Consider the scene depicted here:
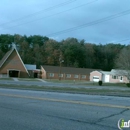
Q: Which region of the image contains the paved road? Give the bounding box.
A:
[0,88,130,130]
[0,80,129,90]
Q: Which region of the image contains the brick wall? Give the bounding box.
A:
[0,50,29,78]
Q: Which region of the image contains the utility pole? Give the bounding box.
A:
[59,55,64,80]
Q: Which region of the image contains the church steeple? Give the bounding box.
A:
[11,42,17,49]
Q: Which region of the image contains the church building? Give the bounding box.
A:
[0,47,34,78]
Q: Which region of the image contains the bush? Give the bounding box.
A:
[98,80,102,86]
[126,83,130,87]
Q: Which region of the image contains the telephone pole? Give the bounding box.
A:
[59,55,64,80]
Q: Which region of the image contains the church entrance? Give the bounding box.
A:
[8,70,20,77]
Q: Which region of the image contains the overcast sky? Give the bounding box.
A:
[0,0,130,44]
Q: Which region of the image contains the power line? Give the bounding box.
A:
[116,38,130,43]
[45,9,130,36]
[0,0,76,26]
[2,0,129,39]
[0,0,98,31]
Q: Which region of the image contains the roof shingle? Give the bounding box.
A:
[42,65,100,75]
[0,49,13,68]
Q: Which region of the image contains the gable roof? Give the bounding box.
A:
[99,69,129,76]
[90,70,102,74]
[111,69,129,76]
[0,49,13,68]
[0,48,29,76]
[41,65,100,75]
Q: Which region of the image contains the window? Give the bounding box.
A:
[59,74,63,77]
[66,74,71,78]
[81,75,86,79]
[74,75,79,78]
[112,75,118,79]
[49,73,54,77]
[120,76,123,80]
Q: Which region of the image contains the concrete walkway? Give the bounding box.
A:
[13,78,19,81]
[37,79,47,83]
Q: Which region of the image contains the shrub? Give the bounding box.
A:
[98,80,102,86]
[126,83,130,87]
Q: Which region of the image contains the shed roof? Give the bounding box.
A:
[25,64,36,70]
[100,71,113,75]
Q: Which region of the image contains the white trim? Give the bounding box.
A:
[0,49,14,68]
[7,69,21,71]
[15,48,30,76]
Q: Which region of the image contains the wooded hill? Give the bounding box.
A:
[0,34,127,71]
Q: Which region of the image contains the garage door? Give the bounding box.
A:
[93,76,99,82]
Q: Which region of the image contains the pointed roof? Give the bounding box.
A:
[0,49,13,68]
[0,47,29,76]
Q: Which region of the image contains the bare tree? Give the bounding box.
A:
[115,46,130,82]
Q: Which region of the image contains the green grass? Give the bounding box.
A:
[0,78,13,80]
[18,78,40,81]
[0,84,129,97]
[44,79,127,87]
[44,79,80,83]
[0,78,39,81]
[0,78,127,87]
[84,82,127,87]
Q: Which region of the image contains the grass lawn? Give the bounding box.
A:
[44,79,127,87]
[0,78,13,80]
[0,78,127,87]
[44,79,79,83]
[0,84,129,97]
[18,78,40,81]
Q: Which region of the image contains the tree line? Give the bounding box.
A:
[0,34,128,71]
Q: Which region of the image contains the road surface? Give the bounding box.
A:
[0,88,130,130]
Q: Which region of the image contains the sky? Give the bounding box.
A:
[0,0,130,44]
